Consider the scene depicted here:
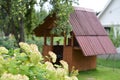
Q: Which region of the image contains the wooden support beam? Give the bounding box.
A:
[71,32,74,47]
[44,35,47,45]
[64,33,67,47]
[50,35,53,46]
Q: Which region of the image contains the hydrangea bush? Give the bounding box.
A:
[0,42,78,80]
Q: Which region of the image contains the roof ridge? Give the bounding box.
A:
[73,6,94,12]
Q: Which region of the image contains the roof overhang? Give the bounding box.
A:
[33,13,57,37]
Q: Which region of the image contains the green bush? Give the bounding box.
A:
[0,36,44,52]
[0,37,16,49]
[0,42,78,80]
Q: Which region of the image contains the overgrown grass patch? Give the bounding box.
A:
[97,58,120,69]
[78,65,120,80]
[78,58,120,80]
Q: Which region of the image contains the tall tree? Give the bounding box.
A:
[0,0,37,45]
[0,0,78,45]
[0,0,12,36]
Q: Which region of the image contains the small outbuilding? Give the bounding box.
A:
[34,7,116,71]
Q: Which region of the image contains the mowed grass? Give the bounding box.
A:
[78,66,120,80]
[77,59,120,80]
[97,58,120,69]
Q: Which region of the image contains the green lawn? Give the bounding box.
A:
[97,58,120,69]
[78,66,120,80]
[77,59,120,80]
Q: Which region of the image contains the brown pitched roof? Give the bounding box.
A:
[70,7,116,56]
[33,13,57,36]
[76,36,116,56]
[34,7,116,56]
[70,7,107,36]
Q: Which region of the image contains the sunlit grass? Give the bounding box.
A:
[78,59,120,80]
[78,65,120,80]
[97,58,120,69]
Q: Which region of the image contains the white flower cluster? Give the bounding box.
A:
[0,42,79,80]
[48,51,57,63]
[45,52,78,80]
[19,42,43,64]
[0,73,29,80]
[0,47,8,54]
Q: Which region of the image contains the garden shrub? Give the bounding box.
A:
[0,42,78,80]
[25,37,44,52]
[0,36,44,51]
[0,37,15,49]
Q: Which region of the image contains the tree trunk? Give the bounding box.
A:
[11,18,19,46]
[19,18,25,42]
[4,23,11,37]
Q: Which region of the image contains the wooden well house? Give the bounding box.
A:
[34,7,116,71]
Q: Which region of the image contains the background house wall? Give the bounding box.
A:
[98,0,120,37]
[98,0,120,57]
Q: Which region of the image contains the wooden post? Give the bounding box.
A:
[50,35,53,46]
[44,35,47,45]
[71,32,74,47]
[64,33,67,47]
